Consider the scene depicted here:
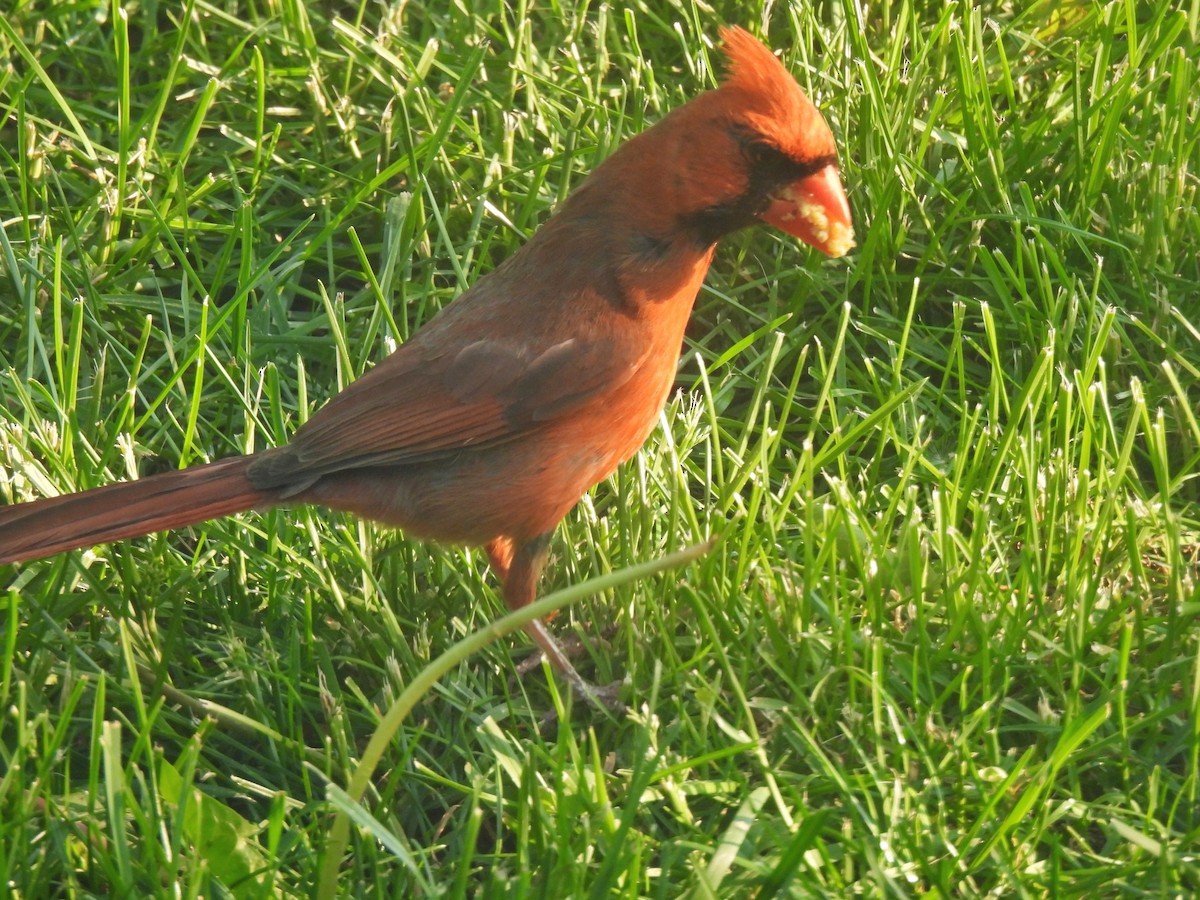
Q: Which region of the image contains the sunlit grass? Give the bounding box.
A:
[1,0,1197,895]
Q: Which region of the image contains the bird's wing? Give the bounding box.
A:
[248,328,649,489]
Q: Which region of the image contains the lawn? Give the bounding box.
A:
[2,0,1198,895]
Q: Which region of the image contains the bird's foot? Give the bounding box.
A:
[516,621,626,715]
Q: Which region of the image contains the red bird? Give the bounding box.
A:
[0,28,852,704]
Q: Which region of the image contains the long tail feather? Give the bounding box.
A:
[0,456,271,564]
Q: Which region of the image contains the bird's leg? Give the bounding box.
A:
[486,535,624,713]
[485,537,515,581]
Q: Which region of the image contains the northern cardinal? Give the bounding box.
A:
[0,27,852,705]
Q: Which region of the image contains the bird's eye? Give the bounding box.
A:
[744,141,799,179]
[744,141,772,160]
[743,141,802,185]
[746,141,783,165]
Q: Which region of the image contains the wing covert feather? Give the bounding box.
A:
[248,328,648,489]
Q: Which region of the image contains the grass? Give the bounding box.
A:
[1,0,1198,895]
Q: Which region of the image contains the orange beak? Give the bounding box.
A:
[760,164,855,257]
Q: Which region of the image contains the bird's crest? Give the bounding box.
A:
[720,26,799,99]
[718,26,834,162]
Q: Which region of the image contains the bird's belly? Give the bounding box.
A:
[301,360,676,545]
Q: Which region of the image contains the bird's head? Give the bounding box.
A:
[590,26,855,259]
[712,26,854,257]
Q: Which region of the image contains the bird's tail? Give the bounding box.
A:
[0,455,271,564]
